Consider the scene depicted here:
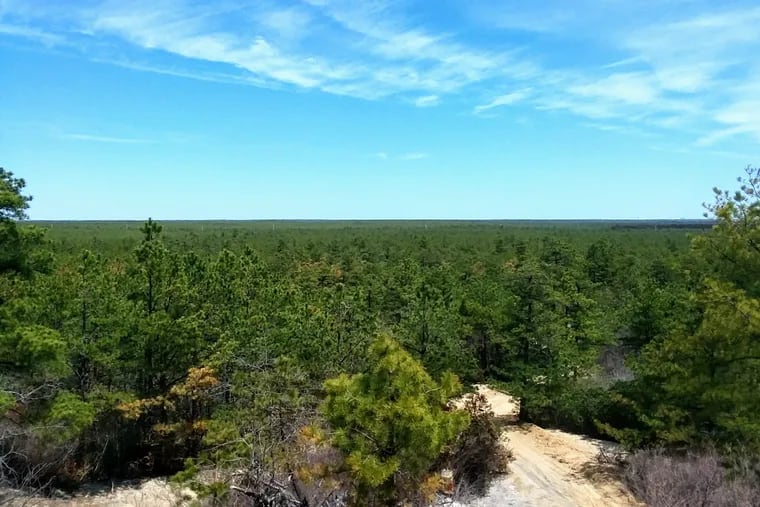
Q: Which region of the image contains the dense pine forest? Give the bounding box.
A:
[2,167,759,506]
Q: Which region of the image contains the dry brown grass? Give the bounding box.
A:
[624,449,760,507]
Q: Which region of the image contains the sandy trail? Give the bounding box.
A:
[504,424,638,507]
[457,385,640,507]
[453,384,520,422]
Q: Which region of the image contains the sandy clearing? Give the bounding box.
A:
[504,424,639,507]
[452,385,640,507]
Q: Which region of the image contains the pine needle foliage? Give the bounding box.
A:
[321,334,469,502]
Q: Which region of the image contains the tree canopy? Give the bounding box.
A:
[2,164,757,504]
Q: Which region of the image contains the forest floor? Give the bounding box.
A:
[452,385,640,507]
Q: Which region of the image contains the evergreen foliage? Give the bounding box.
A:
[603,167,760,451]
[321,334,468,502]
[4,163,757,503]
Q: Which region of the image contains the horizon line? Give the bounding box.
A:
[27,218,715,223]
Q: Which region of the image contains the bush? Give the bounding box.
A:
[624,448,760,507]
[447,392,512,496]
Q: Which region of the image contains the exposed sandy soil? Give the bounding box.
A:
[454,385,641,507]
[504,424,639,507]
[470,384,521,421]
[2,479,194,507]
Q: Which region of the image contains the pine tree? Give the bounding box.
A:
[604,167,760,450]
[321,334,469,503]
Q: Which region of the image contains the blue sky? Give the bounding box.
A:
[1,0,758,219]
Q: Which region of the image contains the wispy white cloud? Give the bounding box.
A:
[258,6,312,41]
[602,56,646,70]
[303,0,516,87]
[581,122,626,133]
[91,56,277,87]
[695,127,750,147]
[373,151,428,161]
[414,95,439,107]
[568,73,657,105]
[474,89,530,114]
[619,10,760,98]
[705,100,760,144]
[68,0,527,101]
[397,152,428,160]
[614,6,760,140]
[460,2,760,145]
[62,133,156,144]
[3,0,760,149]
[0,22,63,44]
[88,5,359,90]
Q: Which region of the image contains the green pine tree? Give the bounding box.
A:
[321,334,469,504]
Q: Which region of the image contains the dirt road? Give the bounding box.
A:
[504,424,638,507]
[462,386,640,507]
